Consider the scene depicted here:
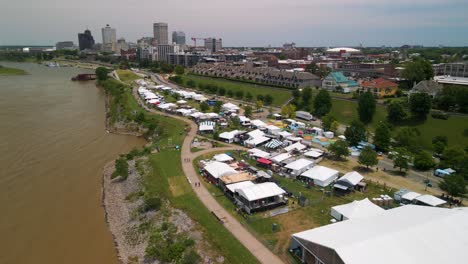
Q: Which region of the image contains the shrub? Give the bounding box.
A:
[142,196,162,212]
[430,110,449,120]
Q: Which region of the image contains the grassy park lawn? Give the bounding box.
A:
[116,69,140,85]
[329,98,468,149]
[0,65,27,75]
[180,75,292,107]
[194,152,394,262]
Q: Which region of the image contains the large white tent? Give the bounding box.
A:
[331,198,384,221]
[291,205,468,264]
[236,182,286,202]
[204,161,237,179]
[300,165,339,187]
[285,158,315,177]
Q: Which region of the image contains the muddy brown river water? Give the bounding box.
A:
[0,62,145,264]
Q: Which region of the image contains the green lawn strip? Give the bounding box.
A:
[329,98,468,149]
[116,69,141,85]
[146,148,258,263]
[180,75,292,107]
[0,65,28,75]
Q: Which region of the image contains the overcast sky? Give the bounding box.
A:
[1,0,467,47]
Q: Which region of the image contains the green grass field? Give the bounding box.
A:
[0,65,27,75]
[116,69,140,85]
[329,98,468,149]
[180,75,292,107]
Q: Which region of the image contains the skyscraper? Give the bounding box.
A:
[101,24,117,52]
[172,31,186,45]
[153,23,168,45]
[77,29,95,51]
[204,38,222,53]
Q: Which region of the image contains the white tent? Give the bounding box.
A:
[204,161,237,179]
[222,102,240,112]
[251,119,267,128]
[284,142,307,152]
[245,129,270,147]
[176,100,187,104]
[199,121,215,132]
[291,205,468,264]
[300,165,339,187]
[304,149,324,159]
[226,181,255,193]
[271,153,292,164]
[414,195,447,207]
[247,148,271,159]
[285,159,315,177]
[331,198,384,221]
[401,191,421,202]
[213,153,234,163]
[236,182,286,202]
[278,131,293,138]
[337,171,364,186]
[219,130,241,143]
[265,125,281,135]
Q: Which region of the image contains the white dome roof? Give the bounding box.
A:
[326,47,361,53]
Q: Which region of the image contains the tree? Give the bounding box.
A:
[393,127,422,153]
[344,120,367,146]
[387,101,407,124]
[174,65,185,75]
[96,67,109,81]
[432,135,448,155]
[401,59,434,85]
[199,101,209,112]
[373,122,391,152]
[235,90,244,100]
[313,89,332,117]
[358,92,376,124]
[255,100,264,111]
[322,115,336,131]
[264,94,273,105]
[439,174,467,197]
[413,151,435,171]
[186,79,196,88]
[217,87,226,96]
[391,148,411,172]
[409,93,432,120]
[358,146,379,169]
[440,146,467,171]
[213,101,222,113]
[244,105,253,117]
[301,87,313,109]
[330,121,339,133]
[226,90,234,97]
[256,94,264,102]
[245,92,253,102]
[281,104,296,118]
[328,140,350,160]
[111,157,129,180]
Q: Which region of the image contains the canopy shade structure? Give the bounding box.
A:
[247,148,270,159]
[256,158,272,166]
[271,153,292,163]
[284,142,307,152]
[236,182,286,202]
[213,153,234,162]
[414,195,447,207]
[264,139,283,149]
[225,181,255,193]
[204,161,237,179]
[300,165,339,187]
[331,198,384,221]
[337,171,364,186]
[199,121,216,131]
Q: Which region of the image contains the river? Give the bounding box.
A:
[0,62,145,264]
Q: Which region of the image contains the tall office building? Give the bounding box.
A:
[77,29,95,51]
[172,31,186,45]
[101,24,117,52]
[204,38,222,53]
[153,22,168,45]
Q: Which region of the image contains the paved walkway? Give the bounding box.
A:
[130,84,284,264]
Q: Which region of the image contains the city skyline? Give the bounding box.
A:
[1,0,468,47]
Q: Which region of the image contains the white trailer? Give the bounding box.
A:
[295,111,314,121]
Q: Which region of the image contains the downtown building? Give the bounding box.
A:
[204,38,222,53]
[101,24,117,52]
[77,29,95,51]
[172,31,186,45]
[153,22,168,45]
[55,41,75,50]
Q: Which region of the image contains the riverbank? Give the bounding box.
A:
[0,64,28,75]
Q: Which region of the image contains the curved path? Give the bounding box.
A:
[131,85,284,264]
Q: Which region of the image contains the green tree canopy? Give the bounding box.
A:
[387,101,407,124]
[391,148,412,172]
[313,89,332,117]
[409,93,432,120]
[393,127,422,153]
[401,59,434,85]
[212,101,223,113]
[174,65,185,75]
[358,146,379,169]
[373,122,392,152]
[358,92,376,124]
[95,67,109,81]
[439,174,467,197]
[322,114,336,131]
[244,105,253,117]
[328,140,350,160]
[344,120,367,146]
[199,101,209,112]
[264,94,273,105]
[414,151,436,171]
